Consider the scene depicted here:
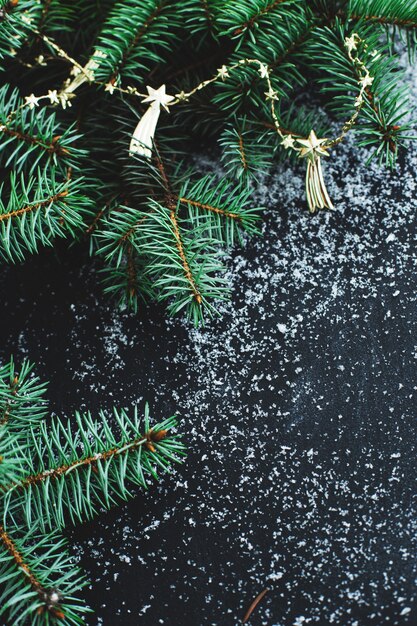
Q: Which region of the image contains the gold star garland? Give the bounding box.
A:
[11,17,372,213]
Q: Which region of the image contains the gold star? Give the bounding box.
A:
[297,130,329,162]
[264,87,279,101]
[217,65,230,81]
[105,82,116,94]
[344,35,358,53]
[141,85,174,111]
[281,134,295,150]
[258,63,269,79]
[24,94,40,110]
[359,74,374,88]
[175,91,189,102]
[47,89,59,105]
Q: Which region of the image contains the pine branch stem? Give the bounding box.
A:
[154,154,203,304]
[233,0,287,35]
[0,190,68,224]
[10,429,166,490]
[0,376,19,426]
[237,132,248,171]
[37,0,53,33]
[169,208,203,304]
[0,525,47,599]
[126,244,137,298]
[349,13,417,29]
[109,3,164,83]
[178,196,241,220]
[0,125,69,157]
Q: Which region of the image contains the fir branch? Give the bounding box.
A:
[0,358,48,430]
[5,405,185,531]
[179,195,242,219]
[219,117,275,180]
[100,246,155,312]
[0,525,51,603]
[0,0,42,65]
[170,205,203,304]
[0,188,68,222]
[0,86,86,175]
[222,0,291,36]
[0,357,186,624]
[348,0,417,29]
[178,175,261,245]
[304,20,414,165]
[0,427,23,486]
[0,525,89,625]
[0,172,95,262]
[93,0,182,84]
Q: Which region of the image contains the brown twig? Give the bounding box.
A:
[0,525,65,619]
[11,429,167,490]
[169,208,202,304]
[109,4,163,83]
[126,243,137,299]
[237,132,248,171]
[242,588,269,624]
[179,196,241,220]
[154,154,203,305]
[349,13,417,29]
[234,0,287,35]
[0,375,19,426]
[0,190,68,223]
[0,126,69,158]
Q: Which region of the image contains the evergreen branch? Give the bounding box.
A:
[179,196,241,218]
[5,405,185,531]
[219,0,293,37]
[219,117,275,180]
[35,0,80,35]
[0,188,68,222]
[213,8,311,116]
[198,0,218,31]
[0,525,89,625]
[100,244,156,313]
[108,2,164,83]
[0,358,48,430]
[178,175,261,245]
[115,198,228,323]
[0,172,95,262]
[38,0,53,32]
[169,205,203,305]
[304,20,414,165]
[0,427,23,485]
[0,0,42,65]
[0,357,186,624]
[93,0,182,84]
[348,0,417,29]
[0,86,86,175]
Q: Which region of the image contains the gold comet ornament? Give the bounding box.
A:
[129,85,175,159]
[297,130,334,213]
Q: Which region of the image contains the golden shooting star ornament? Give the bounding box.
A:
[129,85,175,159]
[297,130,334,213]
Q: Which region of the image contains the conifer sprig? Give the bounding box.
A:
[0,357,186,625]
[0,172,95,262]
[0,86,85,175]
[0,357,48,430]
[0,525,90,626]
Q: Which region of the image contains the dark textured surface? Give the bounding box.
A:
[1,67,417,625]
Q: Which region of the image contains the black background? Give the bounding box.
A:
[0,143,416,626]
